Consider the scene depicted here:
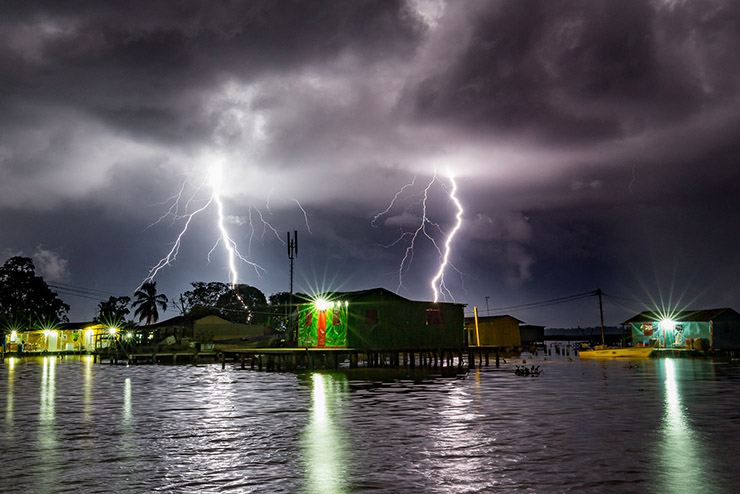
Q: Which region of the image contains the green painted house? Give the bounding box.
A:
[297,288,465,350]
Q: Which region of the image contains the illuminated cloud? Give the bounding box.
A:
[0,0,738,325]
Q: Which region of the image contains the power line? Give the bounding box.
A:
[48,283,130,305]
[480,290,598,313]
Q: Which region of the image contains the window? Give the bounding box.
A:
[333,309,341,326]
[365,309,378,326]
[426,308,443,326]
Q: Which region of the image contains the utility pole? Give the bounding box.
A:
[485,296,490,316]
[287,230,298,344]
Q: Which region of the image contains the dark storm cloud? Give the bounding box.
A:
[404,0,740,146]
[0,0,423,143]
[1,0,739,326]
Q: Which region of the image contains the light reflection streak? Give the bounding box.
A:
[120,376,138,466]
[39,357,56,430]
[82,355,93,422]
[38,357,59,487]
[123,377,132,425]
[657,359,707,492]
[4,357,15,438]
[302,373,349,494]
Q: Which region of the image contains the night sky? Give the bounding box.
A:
[1,0,739,327]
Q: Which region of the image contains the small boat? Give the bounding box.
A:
[579,345,654,359]
[578,291,654,359]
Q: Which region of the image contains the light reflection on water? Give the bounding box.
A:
[302,373,349,494]
[0,355,738,493]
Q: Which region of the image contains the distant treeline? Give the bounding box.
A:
[544,326,628,343]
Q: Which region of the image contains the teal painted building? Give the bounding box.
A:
[622,308,740,350]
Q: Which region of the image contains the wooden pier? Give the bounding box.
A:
[93,347,504,371]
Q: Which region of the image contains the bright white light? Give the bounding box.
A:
[314,298,331,311]
[10,331,17,341]
[43,329,51,337]
[108,327,117,335]
[126,332,133,339]
[660,319,676,332]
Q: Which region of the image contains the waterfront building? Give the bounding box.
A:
[3,322,113,353]
[464,315,523,347]
[297,288,465,350]
[622,308,740,350]
[144,314,274,346]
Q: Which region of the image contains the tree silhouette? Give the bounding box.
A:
[181,281,267,323]
[132,282,168,325]
[94,296,131,324]
[0,256,70,330]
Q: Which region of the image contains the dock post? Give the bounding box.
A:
[240,354,245,370]
[495,347,500,367]
[221,353,225,370]
[173,353,177,365]
[485,350,489,367]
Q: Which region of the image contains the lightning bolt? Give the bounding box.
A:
[430,172,463,303]
[371,175,417,227]
[293,198,313,235]
[142,164,266,294]
[374,169,464,302]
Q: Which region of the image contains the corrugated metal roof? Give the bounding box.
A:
[310,287,466,306]
[142,315,193,328]
[621,307,740,325]
[464,314,525,324]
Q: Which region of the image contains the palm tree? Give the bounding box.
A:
[132,282,168,325]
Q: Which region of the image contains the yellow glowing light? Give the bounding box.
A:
[314,298,331,311]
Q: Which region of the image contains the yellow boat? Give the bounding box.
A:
[579,346,654,359]
[577,290,654,359]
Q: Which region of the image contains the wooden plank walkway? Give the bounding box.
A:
[91,346,505,371]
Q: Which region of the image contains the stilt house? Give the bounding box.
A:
[296,288,465,350]
[622,308,740,350]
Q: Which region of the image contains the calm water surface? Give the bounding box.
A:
[1,350,739,493]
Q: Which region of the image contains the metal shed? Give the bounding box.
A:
[296,288,465,350]
[464,315,523,347]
